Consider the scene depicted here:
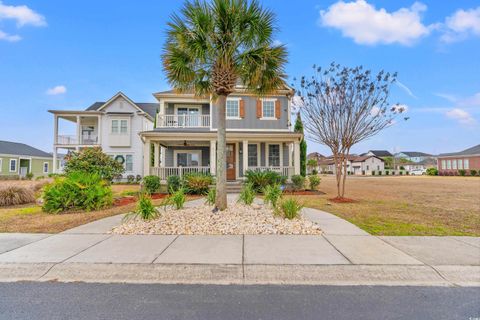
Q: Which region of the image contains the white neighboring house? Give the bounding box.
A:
[320,155,385,175]
[49,92,156,178]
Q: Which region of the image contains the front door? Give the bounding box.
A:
[226,143,236,180]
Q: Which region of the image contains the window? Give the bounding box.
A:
[248,144,258,167]
[441,160,446,169]
[464,159,469,169]
[175,151,201,167]
[111,120,119,133]
[9,159,17,172]
[120,120,128,134]
[262,100,275,118]
[458,159,463,170]
[268,144,280,167]
[177,106,200,126]
[125,155,133,172]
[111,119,128,134]
[446,160,451,169]
[366,165,369,170]
[43,162,49,174]
[452,159,457,169]
[226,100,239,118]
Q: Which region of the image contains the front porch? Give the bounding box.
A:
[142,131,302,182]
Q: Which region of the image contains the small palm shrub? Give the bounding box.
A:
[426,168,438,176]
[162,188,186,210]
[470,169,478,176]
[458,169,466,176]
[280,198,303,220]
[308,175,321,190]
[42,172,113,213]
[25,172,34,180]
[0,186,36,206]
[143,175,161,194]
[184,173,213,195]
[238,183,255,205]
[127,175,135,183]
[263,184,282,208]
[125,193,159,221]
[244,170,286,193]
[136,175,142,183]
[291,175,305,191]
[167,175,182,193]
[205,188,216,206]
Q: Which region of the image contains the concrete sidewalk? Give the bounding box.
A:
[0,196,478,286]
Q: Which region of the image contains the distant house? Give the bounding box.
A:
[395,151,433,163]
[364,150,393,158]
[319,155,384,175]
[396,158,437,171]
[307,152,325,161]
[437,144,480,175]
[0,140,53,178]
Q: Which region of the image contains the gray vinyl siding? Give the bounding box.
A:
[165,146,210,167]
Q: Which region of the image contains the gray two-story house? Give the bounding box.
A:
[50,85,303,181]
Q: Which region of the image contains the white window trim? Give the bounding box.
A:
[173,150,202,167]
[43,162,49,174]
[226,98,241,120]
[9,159,17,172]
[261,98,278,120]
[266,143,283,167]
[110,118,130,135]
[464,158,470,170]
[247,143,261,167]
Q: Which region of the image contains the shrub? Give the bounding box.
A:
[143,175,161,194]
[406,171,410,175]
[291,175,305,191]
[263,184,282,208]
[362,170,365,175]
[378,171,382,176]
[470,169,478,176]
[280,198,303,220]
[238,183,255,205]
[205,188,216,206]
[385,170,390,176]
[63,147,124,181]
[136,175,142,183]
[183,173,213,195]
[127,175,135,183]
[162,188,186,210]
[426,168,438,176]
[25,172,34,180]
[42,172,113,213]
[167,175,182,193]
[312,169,318,175]
[399,171,403,175]
[244,170,286,193]
[35,175,45,181]
[371,171,376,176]
[125,193,158,221]
[308,175,321,190]
[0,186,36,206]
[459,169,466,176]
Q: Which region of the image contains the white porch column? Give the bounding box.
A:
[143,138,150,176]
[53,115,58,145]
[154,142,160,167]
[97,115,102,145]
[210,140,216,175]
[242,140,248,176]
[53,147,57,173]
[160,147,166,167]
[76,115,81,145]
[294,141,301,175]
[289,142,293,167]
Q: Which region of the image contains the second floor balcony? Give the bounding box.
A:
[156,114,210,128]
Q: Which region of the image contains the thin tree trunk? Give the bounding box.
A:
[333,152,341,198]
[341,153,348,198]
[215,94,228,210]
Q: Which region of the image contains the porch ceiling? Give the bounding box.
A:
[142,130,303,143]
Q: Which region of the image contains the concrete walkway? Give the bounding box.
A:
[0,196,478,286]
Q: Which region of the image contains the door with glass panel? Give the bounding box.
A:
[177,107,200,127]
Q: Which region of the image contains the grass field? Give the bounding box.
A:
[286,175,480,236]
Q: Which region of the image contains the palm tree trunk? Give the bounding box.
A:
[215,94,228,210]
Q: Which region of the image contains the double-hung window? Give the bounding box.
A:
[248,144,258,167]
[458,159,463,170]
[120,120,128,134]
[441,160,446,169]
[176,151,201,167]
[464,159,469,169]
[43,162,49,174]
[125,155,133,172]
[452,159,457,170]
[111,120,119,134]
[262,100,275,118]
[446,160,451,169]
[226,100,240,119]
[112,119,128,134]
[9,159,17,172]
[268,144,280,167]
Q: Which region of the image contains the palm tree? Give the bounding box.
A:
[162,0,287,210]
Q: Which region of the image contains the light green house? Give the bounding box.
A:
[0,140,54,178]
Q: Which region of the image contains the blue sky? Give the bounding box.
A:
[0,0,479,156]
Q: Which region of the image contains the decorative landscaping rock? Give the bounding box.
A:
[111,203,322,235]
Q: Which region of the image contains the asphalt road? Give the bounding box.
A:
[0,283,478,320]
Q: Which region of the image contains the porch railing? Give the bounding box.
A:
[156,114,210,128]
[248,166,295,178]
[56,135,78,145]
[150,166,211,180]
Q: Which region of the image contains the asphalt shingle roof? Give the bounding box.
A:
[399,151,432,157]
[86,102,158,118]
[0,140,52,158]
[439,144,480,157]
[367,150,392,157]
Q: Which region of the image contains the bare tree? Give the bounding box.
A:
[295,63,407,199]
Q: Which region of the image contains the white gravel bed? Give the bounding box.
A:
[111,203,322,235]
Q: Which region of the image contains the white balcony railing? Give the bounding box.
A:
[56,135,78,145]
[156,114,210,128]
[150,166,211,180]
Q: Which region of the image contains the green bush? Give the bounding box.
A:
[125,193,158,221]
[25,172,34,180]
[263,184,282,208]
[470,169,478,176]
[162,188,186,210]
[458,169,466,176]
[42,171,113,213]
[371,171,376,176]
[63,147,124,182]
[127,175,135,183]
[244,170,286,193]
[143,175,161,194]
[167,175,182,193]
[238,183,255,205]
[183,173,213,195]
[308,175,321,190]
[136,175,142,183]
[378,171,382,176]
[385,170,390,176]
[0,186,36,206]
[291,175,305,191]
[205,188,216,206]
[280,198,303,220]
[426,168,438,176]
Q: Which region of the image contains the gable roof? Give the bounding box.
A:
[85,93,158,119]
[0,140,52,158]
[438,144,480,157]
[367,150,392,157]
[398,151,432,157]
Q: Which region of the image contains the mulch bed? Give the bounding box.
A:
[282,190,326,196]
[113,193,168,207]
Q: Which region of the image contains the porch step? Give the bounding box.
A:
[226,181,243,193]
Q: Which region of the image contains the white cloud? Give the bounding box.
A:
[441,6,480,43]
[0,29,20,42]
[446,108,476,126]
[0,1,46,27]
[435,92,480,108]
[318,0,432,45]
[46,85,67,95]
